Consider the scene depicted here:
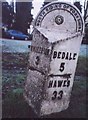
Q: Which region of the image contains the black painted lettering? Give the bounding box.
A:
[73,53,77,60]
[69,53,72,60]
[57,52,61,59]
[39,14,43,17]
[53,51,57,59]
[58,80,63,87]
[52,91,57,100]
[74,12,77,16]
[36,23,39,26]
[48,80,53,88]
[67,80,70,87]
[78,26,81,29]
[53,80,57,87]
[62,52,65,59]
[58,3,62,8]
[35,56,40,65]
[54,4,58,8]
[37,20,41,23]
[49,5,53,10]
[63,4,69,9]
[63,80,67,87]
[63,4,67,8]
[78,19,82,29]
[70,7,73,12]
[38,17,42,20]
[72,9,75,14]
[59,62,65,72]
[46,7,49,12]
[58,90,63,100]
[52,51,78,60]
[42,11,45,15]
[65,52,69,60]
[63,80,70,87]
[52,90,63,100]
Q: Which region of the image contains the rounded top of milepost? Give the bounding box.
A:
[34,1,84,34]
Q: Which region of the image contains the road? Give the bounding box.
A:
[0,38,87,57]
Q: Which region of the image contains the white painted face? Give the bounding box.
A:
[41,10,76,34]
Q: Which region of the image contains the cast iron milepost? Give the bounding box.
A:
[24,1,84,116]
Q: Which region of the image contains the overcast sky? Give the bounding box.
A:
[7,0,85,18]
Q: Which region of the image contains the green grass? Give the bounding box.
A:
[2,53,87,118]
[76,56,88,77]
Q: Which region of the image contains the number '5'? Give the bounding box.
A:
[35,56,40,65]
[59,62,65,72]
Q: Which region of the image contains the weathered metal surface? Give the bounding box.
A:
[24,69,45,115]
[24,1,84,117]
[28,28,52,74]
